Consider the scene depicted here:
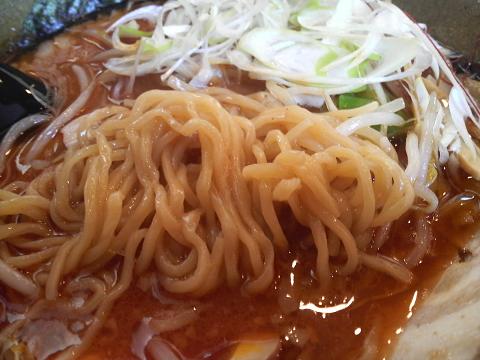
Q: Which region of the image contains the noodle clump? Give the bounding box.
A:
[0,89,414,356]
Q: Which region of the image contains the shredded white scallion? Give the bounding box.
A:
[5,0,475,216]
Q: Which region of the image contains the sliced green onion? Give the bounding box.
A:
[290,0,330,28]
[371,121,413,137]
[141,39,173,54]
[119,25,153,38]
[338,93,412,135]
[356,87,378,100]
[315,51,339,76]
[346,61,369,93]
[386,125,404,137]
[368,52,382,61]
[288,13,301,28]
[339,40,381,61]
[304,0,329,10]
[426,161,438,186]
[348,61,369,78]
[338,94,373,109]
[208,37,228,46]
[339,40,356,53]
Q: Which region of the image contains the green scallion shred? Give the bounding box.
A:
[368,52,382,61]
[141,39,173,54]
[339,39,358,53]
[290,0,330,28]
[338,94,373,109]
[339,40,381,61]
[305,0,329,10]
[119,25,153,38]
[208,37,228,46]
[348,60,369,78]
[315,51,339,76]
[288,13,301,27]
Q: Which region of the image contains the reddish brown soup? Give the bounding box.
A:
[1,17,479,360]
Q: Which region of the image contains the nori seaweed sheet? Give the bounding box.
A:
[0,0,128,60]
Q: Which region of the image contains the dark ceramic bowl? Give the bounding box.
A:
[0,0,479,61]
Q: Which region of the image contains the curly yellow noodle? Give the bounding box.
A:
[0,89,416,359]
